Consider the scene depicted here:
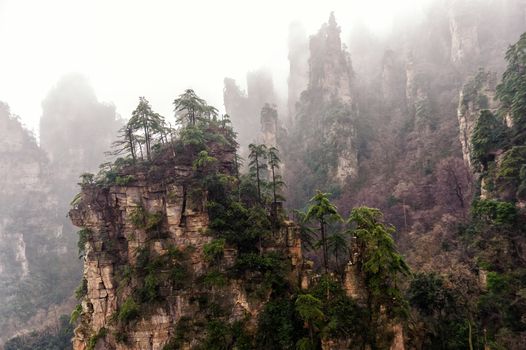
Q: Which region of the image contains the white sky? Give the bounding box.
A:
[0,0,430,135]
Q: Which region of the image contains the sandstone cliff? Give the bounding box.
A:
[69,135,304,350]
[223,69,277,152]
[284,13,358,208]
[0,102,78,346]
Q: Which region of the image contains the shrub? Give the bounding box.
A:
[115,175,134,186]
[162,317,192,350]
[87,327,107,350]
[75,278,88,299]
[170,264,189,290]
[129,206,163,231]
[70,304,82,324]
[114,329,128,344]
[138,273,161,302]
[118,298,139,324]
[472,199,517,225]
[203,239,225,263]
[77,228,92,257]
[232,253,283,276]
[130,206,147,228]
[203,270,227,288]
[471,110,507,166]
[256,298,304,349]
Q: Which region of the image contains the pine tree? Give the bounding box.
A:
[129,97,165,161]
[346,207,410,316]
[173,89,207,126]
[107,124,137,162]
[267,146,285,207]
[248,143,268,203]
[304,191,343,274]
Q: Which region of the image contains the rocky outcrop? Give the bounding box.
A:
[1,75,125,347]
[283,13,358,207]
[259,103,278,147]
[40,73,122,206]
[308,12,353,105]
[69,142,303,350]
[0,102,79,347]
[457,69,498,170]
[306,12,357,184]
[287,21,309,125]
[224,69,277,151]
[449,0,480,67]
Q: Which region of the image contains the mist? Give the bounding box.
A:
[2,0,526,349]
[0,0,432,135]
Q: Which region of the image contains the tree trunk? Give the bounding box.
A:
[272,165,277,207]
[321,221,328,274]
[468,319,473,350]
[142,115,150,160]
[255,154,261,202]
[127,128,136,161]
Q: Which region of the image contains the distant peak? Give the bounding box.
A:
[328,11,337,27]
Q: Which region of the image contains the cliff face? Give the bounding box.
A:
[0,102,44,281]
[0,75,124,347]
[223,69,277,152]
[0,102,78,346]
[69,141,303,350]
[40,73,122,207]
[287,21,309,125]
[449,0,480,68]
[457,69,499,171]
[284,13,358,207]
[308,13,353,105]
[259,103,278,148]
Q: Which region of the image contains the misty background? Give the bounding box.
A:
[0,0,430,136]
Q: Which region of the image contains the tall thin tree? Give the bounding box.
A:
[248,143,268,203]
[173,89,207,126]
[304,191,343,274]
[129,97,165,161]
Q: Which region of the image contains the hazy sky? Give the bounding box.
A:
[0,0,429,135]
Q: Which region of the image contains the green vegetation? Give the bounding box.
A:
[129,97,166,161]
[496,32,526,141]
[461,68,493,112]
[174,89,218,127]
[129,205,163,232]
[408,273,478,349]
[304,191,343,273]
[118,297,139,324]
[255,298,304,349]
[295,294,325,347]
[471,110,507,167]
[72,87,414,349]
[198,320,252,350]
[451,33,526,348]
[87,327,107,350]
[202,270,227,288]
[248,143,267,203]
[203,238,225,263]
[70,303,83,324]
[115,175,134,186]
[496,146,526,198]
[471,199,517,226]
[267,146,285,222]
[77,228,92,258]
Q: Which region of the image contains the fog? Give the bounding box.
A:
[3,0,526,347]
[0,0,430,135]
